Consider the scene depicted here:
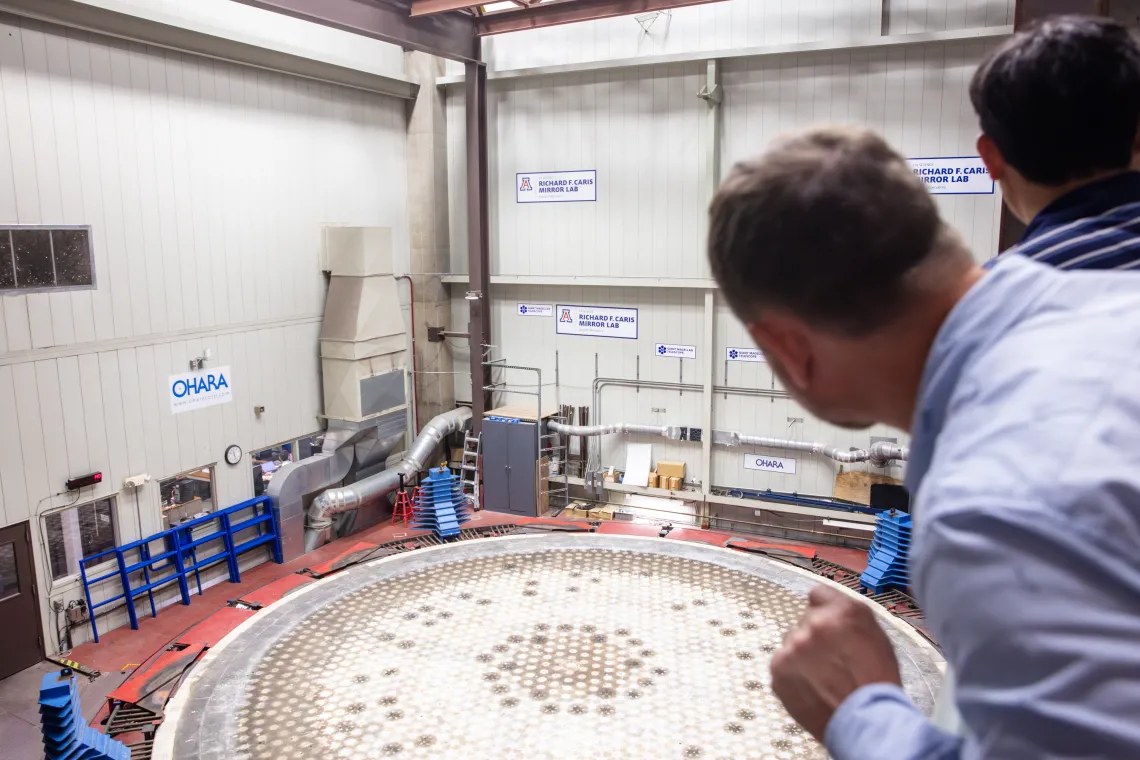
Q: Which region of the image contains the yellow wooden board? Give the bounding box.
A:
[832,470,902,505]
[485,402,559,421]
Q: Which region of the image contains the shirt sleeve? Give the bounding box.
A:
[912,499,1140,758]
[825,683,962,760]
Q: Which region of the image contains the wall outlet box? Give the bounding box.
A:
[124,474,151,489]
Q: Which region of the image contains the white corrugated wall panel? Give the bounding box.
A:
[463,0,1013,73]
[0,15,408,649]
[722,41,1003,261]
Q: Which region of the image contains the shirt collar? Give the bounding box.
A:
[904,256,1058,495]
[1021,171,1140,244]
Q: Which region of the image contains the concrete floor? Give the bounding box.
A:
[0,661,126,760]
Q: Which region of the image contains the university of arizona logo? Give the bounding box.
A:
[559,309,573,323]
[519,177,533,192]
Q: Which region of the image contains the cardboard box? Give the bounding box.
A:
[646,472,659,489]
[588,506,615,520]
[657,461,686,479]
[567,505,592,518]
[666,476,683,491]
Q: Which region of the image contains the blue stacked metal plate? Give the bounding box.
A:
[39,671,131,760]
[411,466,473,538]
[859,510,913,594]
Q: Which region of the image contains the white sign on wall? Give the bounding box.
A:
[517,303,553,317]
[726,347,766,363]
[170,366,233,415]
[654,343,696,359]
[907,156,994,195]
[744,454,797,474]
[517,170,597,203]
[556,304,638,339]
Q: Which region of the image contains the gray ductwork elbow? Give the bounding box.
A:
[869,441,909,467]
[303,406,473,551]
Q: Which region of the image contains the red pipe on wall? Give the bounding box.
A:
[396,275,420,435]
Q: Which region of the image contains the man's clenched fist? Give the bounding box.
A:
[770,584,903,742]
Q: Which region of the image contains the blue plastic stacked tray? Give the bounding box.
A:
[411,466,473,538]
[39,671,131,760]
[859,510,913,594]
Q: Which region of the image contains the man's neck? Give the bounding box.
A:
[1010,169,1130,225]
[870,263,986,431]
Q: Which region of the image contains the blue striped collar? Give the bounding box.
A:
[1022,171,1140,244]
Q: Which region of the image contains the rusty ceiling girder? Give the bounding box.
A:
[409,0,493,17]
[232,0,480,61]
[474,0,728,35]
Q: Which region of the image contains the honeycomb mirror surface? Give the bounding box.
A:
[158,535,943,760]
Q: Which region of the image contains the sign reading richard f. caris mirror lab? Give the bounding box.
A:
[556,305,637,339]
[517,170,596,203]
[170,366,233,415]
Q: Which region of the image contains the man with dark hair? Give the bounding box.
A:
[973,15,1140,269]
[709,125,1140,758]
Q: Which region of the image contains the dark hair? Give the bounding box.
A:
[970,15,1140,186]
[708,126,942,335]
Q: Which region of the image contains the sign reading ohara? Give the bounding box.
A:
[907,156,994,195]
[170,366,232,415]
[556,304,638,339]
[517,170,596,203]
[654,343,696,359]
[726,347,765,363]
[743,454,797,474]
[517,303,553,317]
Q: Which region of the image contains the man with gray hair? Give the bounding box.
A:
[708,126,1140,758]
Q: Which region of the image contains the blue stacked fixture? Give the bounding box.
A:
[412,466,473,538]
[39,670,131,760]
[859,510,913,593]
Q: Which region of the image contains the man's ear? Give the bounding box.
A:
[746,315,812,391]
[977,133,1005,182]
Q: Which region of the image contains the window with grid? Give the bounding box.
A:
[0,226,94,293]
[43,497,117,581]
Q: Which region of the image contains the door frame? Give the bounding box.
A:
[0,521,46,665]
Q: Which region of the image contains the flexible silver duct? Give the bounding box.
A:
[559,420,908,465]
[304,407,473,551]
[547,421,682,439]
[869,441,909,467]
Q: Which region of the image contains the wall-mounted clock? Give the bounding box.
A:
[225,444,243,466]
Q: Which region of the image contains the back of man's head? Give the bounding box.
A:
[708,126,948,335]
[970,15,1140,186]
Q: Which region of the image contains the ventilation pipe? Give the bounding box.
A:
[546,421,683,439]
[549,420,908,465]
[304,407,472,551]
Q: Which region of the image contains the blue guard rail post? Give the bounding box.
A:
[78,495,282,643]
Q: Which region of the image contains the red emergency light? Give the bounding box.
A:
[66,472,103,491]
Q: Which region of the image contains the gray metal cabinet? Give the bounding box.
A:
[482,419,539,516]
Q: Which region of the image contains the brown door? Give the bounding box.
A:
[0,521,44,679]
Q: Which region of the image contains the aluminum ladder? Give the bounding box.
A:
[460,433,481,511]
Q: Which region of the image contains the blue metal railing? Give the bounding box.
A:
[79,495,281,643]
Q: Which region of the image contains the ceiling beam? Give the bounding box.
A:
[409,0,488,17]
[475,0,727,35]
[232,0,480,62]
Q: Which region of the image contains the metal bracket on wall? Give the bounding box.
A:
[697,81,723,105]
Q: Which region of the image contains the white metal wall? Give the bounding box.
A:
[0,15,408,647]
[447,9,1007,498]
[451,0,1012,74]
[721,40,1004,262]
[71,0,407,76]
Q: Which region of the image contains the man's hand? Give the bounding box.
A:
[770,584,903,742]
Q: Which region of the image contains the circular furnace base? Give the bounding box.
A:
[157,534,943,760]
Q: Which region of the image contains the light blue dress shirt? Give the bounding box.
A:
[825,255,1140,759]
